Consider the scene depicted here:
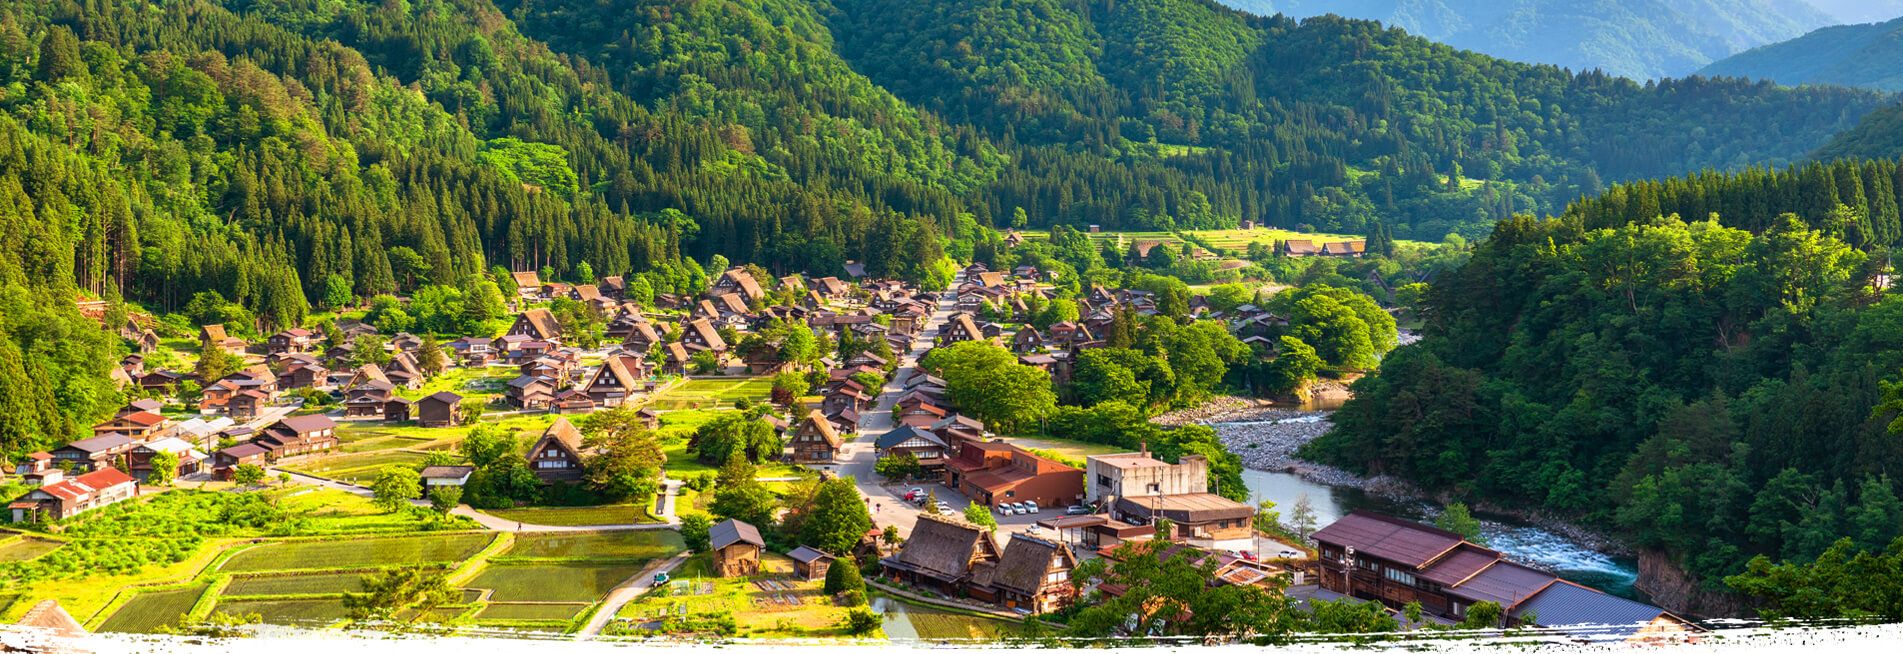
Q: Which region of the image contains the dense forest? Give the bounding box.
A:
[1304,159,1903,597]
[0,0,1892,460]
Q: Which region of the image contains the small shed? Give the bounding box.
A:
[711,518,765,577]
[787,545,836,581]
[420,465,475,487]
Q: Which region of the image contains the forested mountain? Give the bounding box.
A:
[1805,0,1903,24]
[0,0,1892,458]
[1306,159,1903,605]
[1700,16,1903,91]
[1218,0,1836,80]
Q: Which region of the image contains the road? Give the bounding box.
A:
[575,550,694,639]
[817,271,1055,542]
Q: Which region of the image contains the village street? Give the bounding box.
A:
[819,272,1053,543]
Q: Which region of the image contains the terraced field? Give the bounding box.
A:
[220,533,495,572]
[0,538,63,562]
[224,572,367,596]
[213,598,348,626]
[476,603,587,621]
[97,585,206,633]
[466,564,647,602]
[645,378,773,411]
[479,505,661,527]
[504,531,684,559]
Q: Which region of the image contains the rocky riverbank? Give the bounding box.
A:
[1198,404,1637,559]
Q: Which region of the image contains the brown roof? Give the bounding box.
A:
[201,323,229,342]
[14,599,85,638]
[511,271,541,288]
[787,544,834,564]
[686,318,726,350]
[573,284,602,302]
[982,534,1070,595]
[1449,560,1558,610]
[275,414,338,434]
[712,518,765,550]
[798,409,841,448]
[589,355,643,391]
[720,268,765,300]
[1416,543,1503,586]
[1311,509,1465,568]
[1323,240,1367,255]
[518,308,563,340]
[419,465,475,479]
[1283,239,1320,255]
[895,513,996,580]
[541,417,586,453]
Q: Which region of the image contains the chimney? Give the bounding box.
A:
[1140,441,1148,457]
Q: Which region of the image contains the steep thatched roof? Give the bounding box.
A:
[893,513,996,581]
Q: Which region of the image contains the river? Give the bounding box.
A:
[1239,466,1644,600]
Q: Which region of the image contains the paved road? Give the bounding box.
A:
[576,550,694,638]
[814,272,1057,542]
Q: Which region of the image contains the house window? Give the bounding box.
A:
[1097,474,1113,488]
[1004,490,1015,498]
[1384,568,1417,586]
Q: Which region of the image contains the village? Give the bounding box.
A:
[0,231,1697,646]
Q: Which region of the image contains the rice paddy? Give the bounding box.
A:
[476,603,588,621]
[646,378,774,410]
[466,564,647,602]
[220,533,496,572]
[0,538,63,562]
[479,505,661,527]
[224,572,366,596]
[503,531,684,560]
[97,585,206,634]
[213,599,348,626]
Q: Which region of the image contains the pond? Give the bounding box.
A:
[869,596,1020,643]
[1239,467,1644,600]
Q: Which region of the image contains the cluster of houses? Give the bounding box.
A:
[6,399,342,522]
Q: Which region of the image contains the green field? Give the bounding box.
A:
[466,564,646,602]
[480,506,661,527]
[220,533,496,572]
[213,599,348,626]
[343,436,433,454]
[646,378,773,411]
[504,531,684,560]
[0,538,63,562]
[97,585,205,634]
[225,573,366,596]
[477,603,587,621]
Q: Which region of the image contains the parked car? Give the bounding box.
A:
[1239,551,1258,561]
[935,501,952,513]
[1024,502,1039,514]
[1278,550,1303,559]
[1064,505,1091,516]
[998,503,1016,516]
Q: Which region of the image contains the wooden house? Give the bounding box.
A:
[581,355,646,408]
[660,342,693,375]
[507,308,564,344]
[199,324,247,355]
[7,468,138,523]
[415,391,465,428]
[511,271,543,299]
[211,442,269,479]
[790,410,842,463]
[504,375,557,410]
[253,415,339,459]
[788,545,835,581]
[879,513,1001,594]
[383,396,412,422]
[967,533,1078,614]
[526,418,588,483]
[711,518,765,577]
[711,267,767,304]
[875,425,950,480]
[268,328,317,354]
[344,380,397,417]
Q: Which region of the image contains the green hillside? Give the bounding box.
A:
[1700,16,1903,91]
[0,0,1893,457]
[1222,0,1834,80]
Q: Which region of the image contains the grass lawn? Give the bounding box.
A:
[1006,436,1124,463]
[260,488,446,533]
[343,436,431,454]
[477,602,587,621]
[614,552,867,639]
[504,531,684,560]
[397,366,519,402]
[478,505,661,527]
[466,563,647,602]
[213,598,348,626]
[220,533,496,572]
[225,572,366,596]
[96,584,206,634]
[0,538,63,562]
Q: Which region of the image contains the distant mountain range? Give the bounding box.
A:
[1218,0,1854,80]
[1700,15,1903,90]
